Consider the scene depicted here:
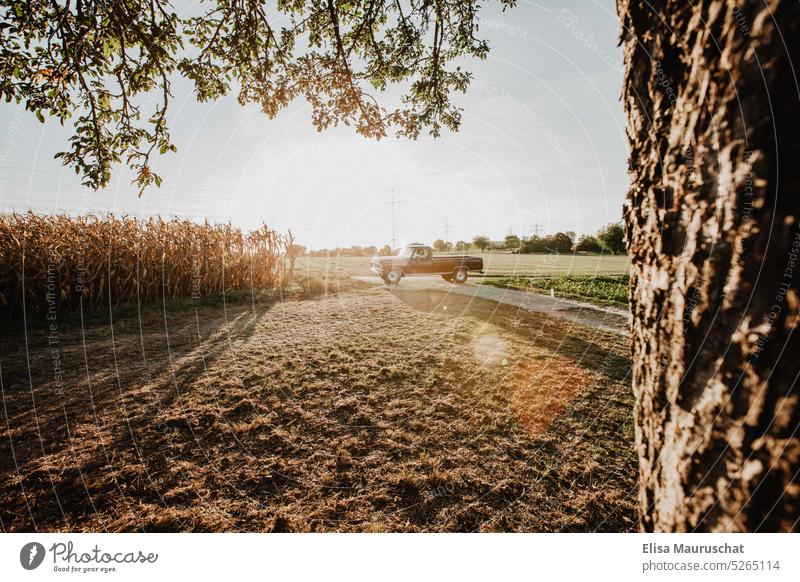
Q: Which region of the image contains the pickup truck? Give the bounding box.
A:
[371,244,484,285]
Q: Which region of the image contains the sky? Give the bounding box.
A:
[0,0,628,250]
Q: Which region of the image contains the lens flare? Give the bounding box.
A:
[472,334,508,367]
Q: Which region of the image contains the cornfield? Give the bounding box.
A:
[0,212,295,317]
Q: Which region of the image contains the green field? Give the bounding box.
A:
[484,275,630,308]
[296,252,630,278]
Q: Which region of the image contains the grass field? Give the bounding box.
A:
[0,283,635,532]
[296,253,631,309]
[296,252,630,278]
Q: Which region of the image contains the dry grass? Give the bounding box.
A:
[0,285,635,532]
[0,212,294,317]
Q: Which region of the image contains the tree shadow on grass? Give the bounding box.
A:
[0,300,266,531]
[0,288,638,532]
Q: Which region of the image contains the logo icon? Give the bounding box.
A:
[20,542,46,570]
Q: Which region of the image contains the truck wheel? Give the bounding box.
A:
[441,274,454,282]
[386,269,403,285]
[453,267,469,284]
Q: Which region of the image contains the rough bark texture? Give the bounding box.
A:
[618,0,800,531]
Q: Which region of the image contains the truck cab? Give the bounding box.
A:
[400,245,435,271]
[403,245,432,261]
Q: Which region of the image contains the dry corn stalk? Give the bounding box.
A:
[0,212,295,316]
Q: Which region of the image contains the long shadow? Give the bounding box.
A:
[0,300,266,531]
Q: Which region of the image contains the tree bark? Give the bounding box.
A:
[618,0,800,531]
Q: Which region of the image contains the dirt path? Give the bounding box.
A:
[353,276,629,335]
[0,288,635,532]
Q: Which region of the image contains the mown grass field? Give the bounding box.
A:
[296,253,630,278]
[0,280,635,532]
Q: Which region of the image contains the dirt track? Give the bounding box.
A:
[0,286,635,532]
[354,275,629,335]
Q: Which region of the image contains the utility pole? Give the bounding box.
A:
[444,219,451,242]
[386,189,403,249]
[529,222,542,238]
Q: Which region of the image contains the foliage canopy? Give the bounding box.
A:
[0,0,514,193]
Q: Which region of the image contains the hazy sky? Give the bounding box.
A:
[0,0,627,249]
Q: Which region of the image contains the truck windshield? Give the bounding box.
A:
[399,247,414,257]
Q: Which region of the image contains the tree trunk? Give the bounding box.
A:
[618,0,800,531]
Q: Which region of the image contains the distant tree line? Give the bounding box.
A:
[300,222,626,256]
[473,222,625,255]
[299,245,394,257]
